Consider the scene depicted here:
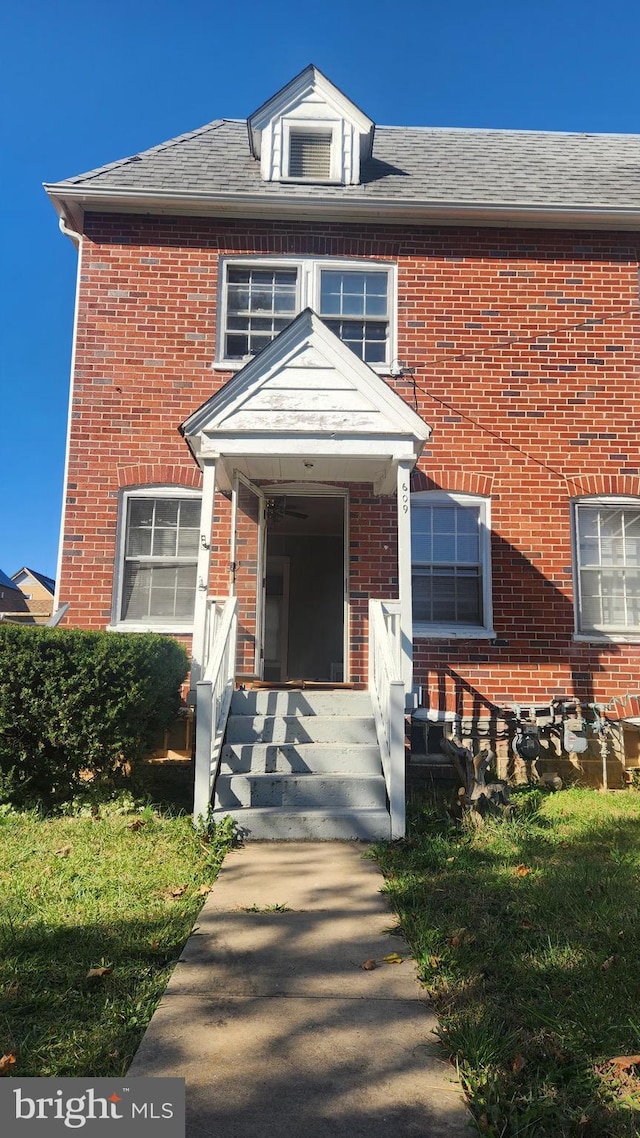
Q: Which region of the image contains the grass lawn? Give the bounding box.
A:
[374,787,640,1138]
[0,803,233,1077]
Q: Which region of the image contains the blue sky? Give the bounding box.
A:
[3,0,640,580]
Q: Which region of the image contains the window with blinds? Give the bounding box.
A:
[410,494,493,633]
[288,132,333,180]
[120,496,200,624]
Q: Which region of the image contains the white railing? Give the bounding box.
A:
[193,595,238,825]
[368,599,406,839]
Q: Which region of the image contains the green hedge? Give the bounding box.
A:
[0,625,189,808]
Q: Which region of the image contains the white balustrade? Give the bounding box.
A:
[368,599,406,839]
[193,596,238,825]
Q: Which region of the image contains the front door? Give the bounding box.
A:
[231,474,265,678]
[263,493,346,683]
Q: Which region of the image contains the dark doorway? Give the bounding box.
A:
[264,495,345,682]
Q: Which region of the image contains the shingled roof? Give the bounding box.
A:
[48,117,640,206]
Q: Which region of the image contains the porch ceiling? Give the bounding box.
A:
[181,310,431,495]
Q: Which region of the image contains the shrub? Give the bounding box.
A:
[0,625,188,808]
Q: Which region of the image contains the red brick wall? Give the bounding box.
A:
[60,214,640,708]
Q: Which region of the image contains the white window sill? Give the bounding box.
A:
[106,623,194,635]
[573,633,640,645]
[211,359,392,377]
[413,625,496,640]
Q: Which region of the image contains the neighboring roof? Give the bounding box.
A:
[45,117,640,230]
[0,569,20,592]
[11,567,56,594]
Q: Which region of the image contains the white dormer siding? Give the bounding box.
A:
[248,65,374,186]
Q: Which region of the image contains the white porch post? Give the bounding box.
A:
[191,459,217,684]
[396,460,413,695]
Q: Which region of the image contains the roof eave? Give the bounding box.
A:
[43,183,640,232]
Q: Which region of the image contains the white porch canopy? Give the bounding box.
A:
[180,310,431,690]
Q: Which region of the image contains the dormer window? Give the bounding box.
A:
[288,130,333,181]
[248,65,374,186]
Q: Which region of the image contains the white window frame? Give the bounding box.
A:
[109,487,202,634]
[572,496,640,642]
[215,256,397,373]
[281,120,340,184]
[411,491,495,640]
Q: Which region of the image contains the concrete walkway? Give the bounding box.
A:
[129,842,471,1136]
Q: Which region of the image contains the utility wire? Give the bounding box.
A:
[391,301,640,489]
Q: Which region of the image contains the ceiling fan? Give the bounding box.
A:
[266,496,309,524]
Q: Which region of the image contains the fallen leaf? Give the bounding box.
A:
[445,856,455,863]
[601,955,616,971]
[86,967,112,979]
[609,1055,640,1070]
[515,864,532,877]
[512,1053,527,1073]
[447,928,467,947]
[196,884,212,897]
[55,845,72,858]
[150,940,160,949]
[360,959,377,971]
[518,919,534,929]
[618,930,625,938]
[383,952,403,964]
[428,955,442,969]
[560,841,570,849]
[127,819,145,832]
[578,1114,589,1127]
[162,886,186,900]
[0,1052,17,1075]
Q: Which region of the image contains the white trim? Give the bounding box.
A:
[397,461,413,692]
[54,234,84,611]
[191,461,217,680]
[571,495,640,639]
[47,185,640,234]
[410,490,494,639]
[112,486,201,631]
[281,120,340,184]
[215,255,397,370]
[231,473,266,676]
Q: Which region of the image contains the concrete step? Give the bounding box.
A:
[231,689,372,717]
[226,715,378,745]
[210,806,391,841]
[220,742,383,776]
[215,773,387,810]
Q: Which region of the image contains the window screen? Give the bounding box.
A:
[576,503,640,633]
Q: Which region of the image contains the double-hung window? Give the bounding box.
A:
[115,490,201,629]
[411,492,494,637]
[574,499,640,637]
[219,259,394,368]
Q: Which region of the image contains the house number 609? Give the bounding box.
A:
[401,482,409,513]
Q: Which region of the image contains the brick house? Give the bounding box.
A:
[45,66,640,835]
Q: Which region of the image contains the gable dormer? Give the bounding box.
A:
[248,64,374,186]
